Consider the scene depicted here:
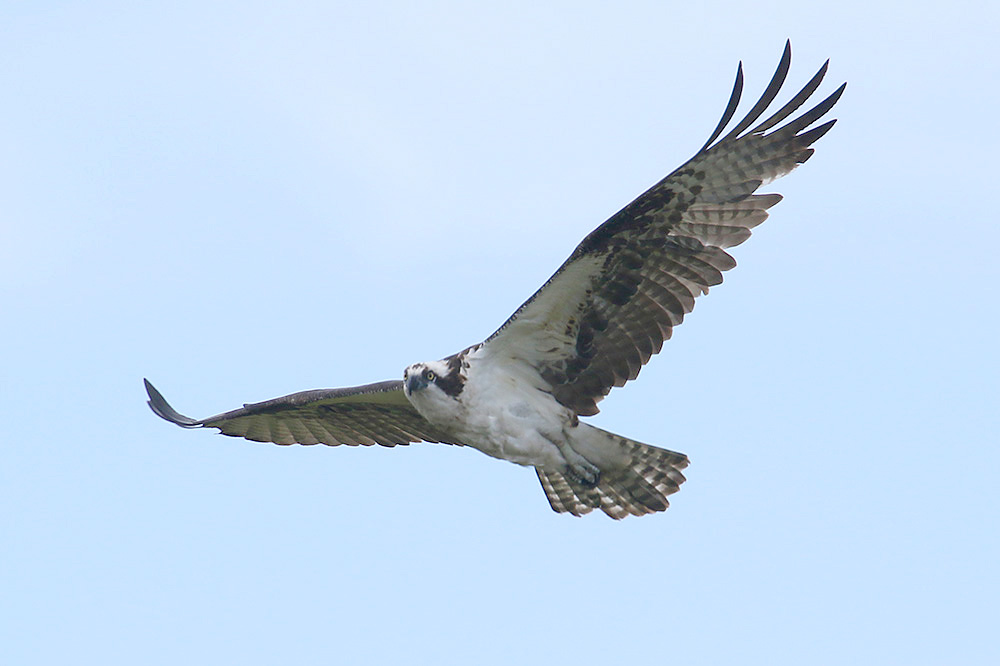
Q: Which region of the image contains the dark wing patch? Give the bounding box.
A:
[144,378,463,447]
[483,42,844,416]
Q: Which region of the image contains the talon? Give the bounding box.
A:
[566,460,601,488]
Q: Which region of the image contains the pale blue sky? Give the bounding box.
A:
[2,2,998,664]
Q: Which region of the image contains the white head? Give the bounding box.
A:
[403,354,468,415]
[404,360,451,395]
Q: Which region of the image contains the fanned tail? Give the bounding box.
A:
[536,430,689,519]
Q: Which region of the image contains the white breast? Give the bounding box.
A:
[410,349,572,470]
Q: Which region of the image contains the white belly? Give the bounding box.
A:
[458,396,567,468]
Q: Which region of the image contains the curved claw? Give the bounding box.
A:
[144,378,203,428]
[565,459,601,488]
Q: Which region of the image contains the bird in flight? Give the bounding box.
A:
[146,42,844,519]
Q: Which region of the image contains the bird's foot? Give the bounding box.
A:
[565,458,601,488]
[542,428,602,488]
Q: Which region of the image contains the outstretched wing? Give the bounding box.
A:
[144,378,463,447]
[481,42,845,416]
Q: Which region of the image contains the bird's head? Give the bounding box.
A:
[404,360,447,396]
[403,354,467,403]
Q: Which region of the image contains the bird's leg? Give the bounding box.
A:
[541,428,601,487]
[565,457,601,488]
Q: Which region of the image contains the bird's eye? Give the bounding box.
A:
[424,369,436,382]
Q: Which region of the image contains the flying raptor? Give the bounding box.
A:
[146,43,844,518]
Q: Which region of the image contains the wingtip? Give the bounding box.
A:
[698,61,745,152]
[144,378,203,428]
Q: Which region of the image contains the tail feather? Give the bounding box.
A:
[536,431,689,519]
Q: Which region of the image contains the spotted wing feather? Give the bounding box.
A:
[483,41,844,416]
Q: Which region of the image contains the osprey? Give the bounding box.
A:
[146,42,844,518]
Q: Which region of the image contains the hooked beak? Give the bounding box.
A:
[406,373,428,395]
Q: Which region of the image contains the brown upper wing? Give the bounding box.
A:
[144,378,463,447]
[482,42,845,416]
